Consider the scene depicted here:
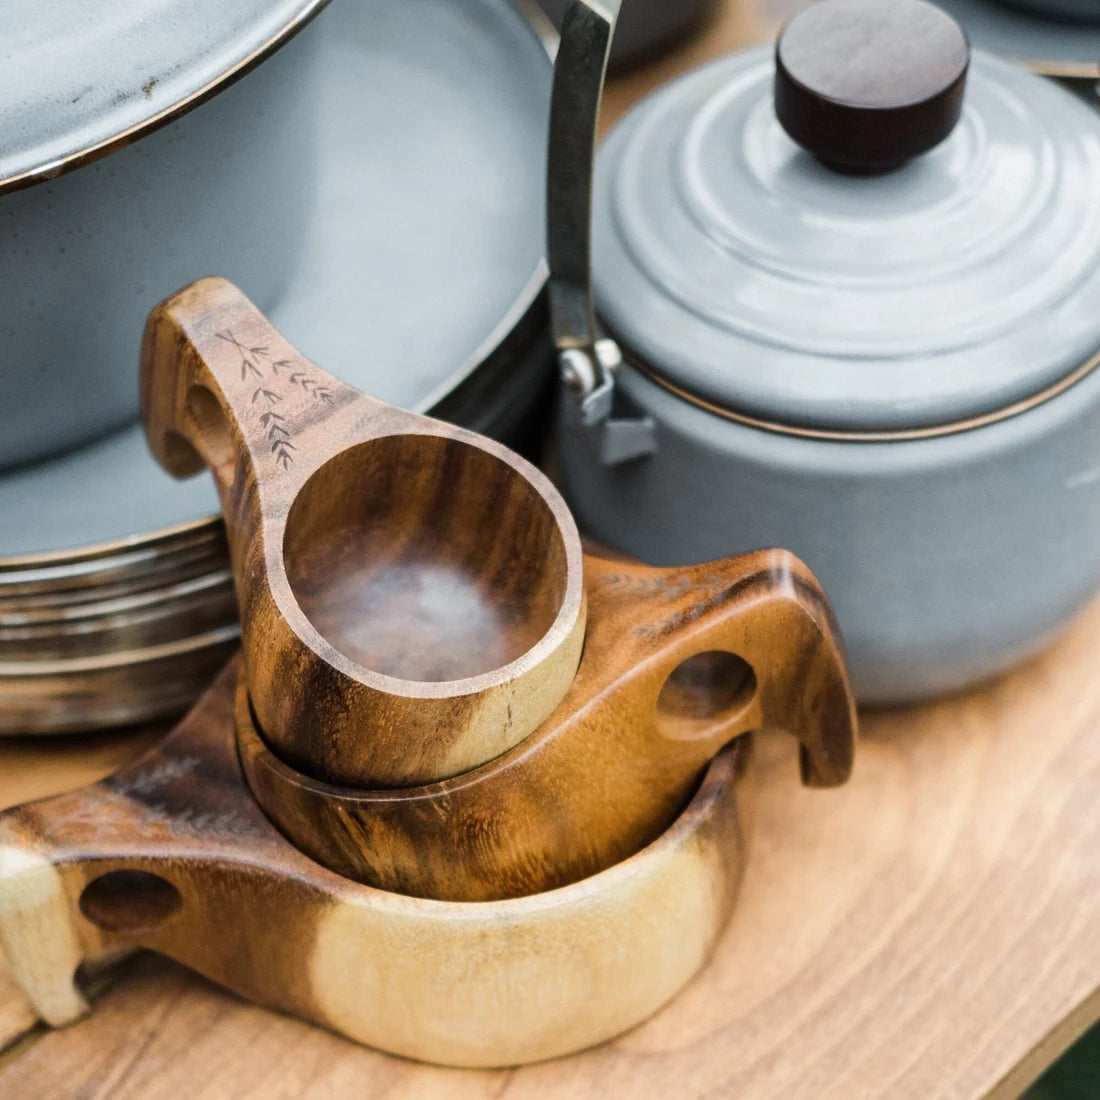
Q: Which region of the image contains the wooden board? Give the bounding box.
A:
[600,0,792,131]
[0,1,1097,1094]
[3,590,1100,1095]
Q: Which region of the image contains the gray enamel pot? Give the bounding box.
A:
[558,360,1100,704]
[0,1,329,473]
[549,0,1100,704]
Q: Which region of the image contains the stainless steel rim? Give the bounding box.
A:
[624,344,1100,443]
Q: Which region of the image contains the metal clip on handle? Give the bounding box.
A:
[547,0,656,466]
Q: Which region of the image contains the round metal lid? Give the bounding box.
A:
[0,0,327,194]
[592,45,1100,433]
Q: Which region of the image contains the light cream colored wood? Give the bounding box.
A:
[0,966,37,1054]
[308,744,745,1066]
[0,729,161,1047]
[0,831,86,1027]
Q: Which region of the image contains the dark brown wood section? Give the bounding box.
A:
[141,277,587,790]
[775,0,969,172]
[239,549,854,901]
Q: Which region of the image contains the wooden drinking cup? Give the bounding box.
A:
[141,277,587,788]
[239,548,857,900]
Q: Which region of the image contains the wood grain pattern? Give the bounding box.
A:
[6,594,1100,1093]
[0,663,752,1068]
[0,729,165,1050]
[141,277,587,789]
[0,730,164,813]
[143,276,855,903]
[0,2,1095,1093]
[239,549,854,900]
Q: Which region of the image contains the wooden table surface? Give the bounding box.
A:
[1,2,1097,1096]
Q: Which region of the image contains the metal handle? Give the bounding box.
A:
[546,0,656,464]
[547,0,620,358]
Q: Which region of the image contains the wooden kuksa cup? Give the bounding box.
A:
[143,277,857,904]
[238,549,857,901]
[141,277,587,789]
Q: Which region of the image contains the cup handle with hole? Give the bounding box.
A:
[581,549,857,787]
[0,817,91,1026]
[0,787,167,1027]
[140,276,401,508]
[0,661,753,1067]
[0,661,249,1028]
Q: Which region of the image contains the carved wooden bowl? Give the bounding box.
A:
[141,277,586,788]
[238,550,857,901]
[138,277,856,904]
[0,663,750,1068]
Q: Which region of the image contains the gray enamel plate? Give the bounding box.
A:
[0,0,552,559]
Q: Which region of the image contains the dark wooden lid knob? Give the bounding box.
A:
[775,0,970,174]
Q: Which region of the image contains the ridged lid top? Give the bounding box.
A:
[0,0,327,194]
[592,38,1100,432]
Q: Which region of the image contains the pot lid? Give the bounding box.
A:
[0,0,327,194]
[592,0,1100,433]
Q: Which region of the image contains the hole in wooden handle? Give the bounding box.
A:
[183,384,238,491]
[79,870,182,935]
[657,651,757,741]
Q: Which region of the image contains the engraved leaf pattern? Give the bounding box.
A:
[215,329,341,470]
[289,372,334,405]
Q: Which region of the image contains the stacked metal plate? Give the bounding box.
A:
[0,0,559,734]
[0,519,237,735]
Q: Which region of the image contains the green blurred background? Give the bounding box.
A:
[1027,1023,1100,1098]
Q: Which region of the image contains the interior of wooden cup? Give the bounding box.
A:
[283,434,571,683]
